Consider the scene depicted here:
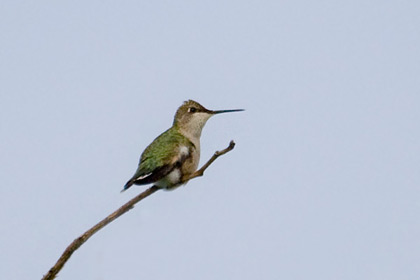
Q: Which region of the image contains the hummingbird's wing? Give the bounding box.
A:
[123,128,193,191]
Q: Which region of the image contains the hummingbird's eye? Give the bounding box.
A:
[188,107,197,113]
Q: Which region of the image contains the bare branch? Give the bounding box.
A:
[42,140,236,280]
[42,186,159,280]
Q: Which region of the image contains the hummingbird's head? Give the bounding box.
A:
[173,100,244,138]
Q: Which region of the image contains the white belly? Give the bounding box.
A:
[155,168,181,189]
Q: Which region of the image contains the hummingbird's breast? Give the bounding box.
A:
[182,141,200,177]
[158,141,200,190]
[177,129,201,178]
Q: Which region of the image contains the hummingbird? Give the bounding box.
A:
[123,100,244,191]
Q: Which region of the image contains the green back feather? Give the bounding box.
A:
[134,127,192,176]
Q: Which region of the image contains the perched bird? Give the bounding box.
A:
[123,100,243,191]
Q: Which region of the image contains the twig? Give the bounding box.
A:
[42,140,236,280]
[42,186,159,280]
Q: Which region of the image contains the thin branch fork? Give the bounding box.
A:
[42,140,236,280]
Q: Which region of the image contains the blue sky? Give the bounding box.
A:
[1,1,419,279]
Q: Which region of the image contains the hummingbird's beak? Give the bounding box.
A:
[211,109,245,115]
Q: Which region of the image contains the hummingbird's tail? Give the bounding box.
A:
[121,179,135,192]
